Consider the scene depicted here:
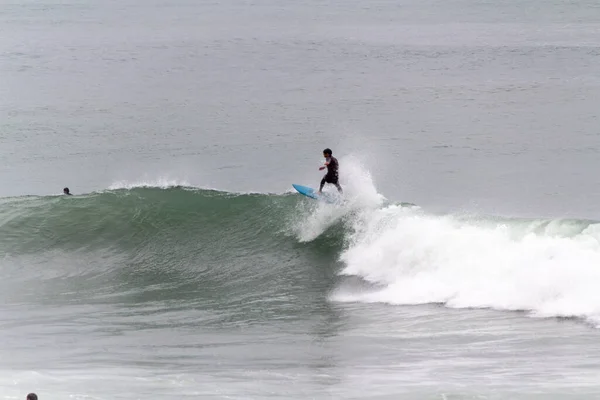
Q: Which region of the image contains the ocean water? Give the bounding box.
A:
[2,0,600,399]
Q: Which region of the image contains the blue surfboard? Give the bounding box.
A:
[292,184,337,203]
[292,184,319,199]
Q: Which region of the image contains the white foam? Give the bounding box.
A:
[333,204,600,326]
[108,178,281,196]
[108,178,192,190]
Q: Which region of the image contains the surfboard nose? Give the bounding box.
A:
[292,184,318,198]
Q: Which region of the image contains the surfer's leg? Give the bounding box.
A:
[319,176,326,193]
[329,175,342,193]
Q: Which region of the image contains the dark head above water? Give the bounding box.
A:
[323,148,332,157]
[63,187,71,195]
[27,394,38,400]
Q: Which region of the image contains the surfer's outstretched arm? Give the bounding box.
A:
[319,159,331,171]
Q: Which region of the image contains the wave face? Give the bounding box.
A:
[3,164,600,326]
[0,181,364,317]
[0,187,293,256]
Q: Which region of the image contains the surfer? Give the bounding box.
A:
[63,187,72,195]
[318,148,342,194]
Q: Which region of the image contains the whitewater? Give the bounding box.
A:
[284,157,600,327]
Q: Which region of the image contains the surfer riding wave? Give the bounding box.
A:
[319,148,342,194]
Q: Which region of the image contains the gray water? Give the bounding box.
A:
[2,0,600,399]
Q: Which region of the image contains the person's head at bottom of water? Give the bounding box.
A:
[27,394,38,400]
[63,187,71,195]
[323,148,332,158]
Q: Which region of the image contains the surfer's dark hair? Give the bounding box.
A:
[323,148,332,155]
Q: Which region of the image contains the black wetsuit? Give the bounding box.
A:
[320,156,342,192]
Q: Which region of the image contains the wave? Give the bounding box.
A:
[0,185,348,309]
[4,163,600,327]
[0,157,385,255]
[0,186,304,255]
[333,203,600,326]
